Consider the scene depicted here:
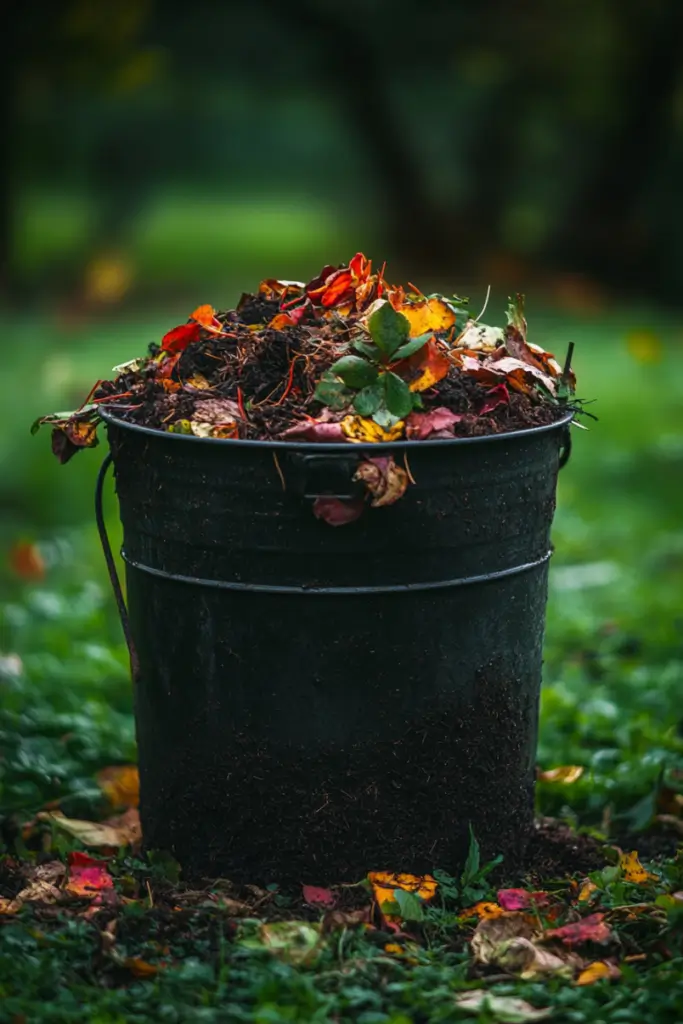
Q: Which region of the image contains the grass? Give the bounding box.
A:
[1,296,683,1021]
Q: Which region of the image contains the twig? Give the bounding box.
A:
[473,284,492,323]
[561,341,575,391]
[272,452,286,492]
[403,452,416,485]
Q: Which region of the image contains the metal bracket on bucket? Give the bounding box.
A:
[95,453,141,683]
[286,452,363,500]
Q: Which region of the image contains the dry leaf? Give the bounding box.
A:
[545,913,612,947]
[396,339,451,392]
[538,766,584,784]
[354,457,409,507]
[160,322,201,354]
[619,851,657,884]
[65,852,114,898]
[461,901,505,920]
[471,913,540,965]
[454,321,504,352]
[268,313,297,330]
[190,304,220,331]
[9,541,46,581]
[577,880,599,904]
[281,418,345,442]
[124,957,162,978]
[497,889,549,911]
[576,960,621,986]
[455,991,553,1021]
[398,297,456,337]
[259,921,321,965]
[341,416,405,443]
[405,407,463,440]
[312,497,365,527]
[37,809,139,848]
[302,885,336,908]
[368,872,438,908]
[97,765,139,809]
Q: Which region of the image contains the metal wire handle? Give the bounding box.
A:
[95,453,140,682]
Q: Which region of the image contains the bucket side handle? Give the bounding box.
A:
[95,453,141,683]
[286,452,363,500]
[558,424,572,470]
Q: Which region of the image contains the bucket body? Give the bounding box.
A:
[104,414,571,883]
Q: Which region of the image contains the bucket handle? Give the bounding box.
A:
[558,425,572,470]
[95,453,141,682]
[286,452,363,500]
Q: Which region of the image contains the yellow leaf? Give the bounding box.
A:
[368,871,438,907]
[341,416,405,443]
[184,373,212,390]
[398,297,456,338]
[625,329,663,364]
[538,765,584,784]
[96,765,139,809]
[577,880,598,903]
[619,851,657,884]
[576,960,621,986]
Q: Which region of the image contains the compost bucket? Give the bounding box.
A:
[97,409,572,884]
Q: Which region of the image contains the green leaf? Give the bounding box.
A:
[461,825,481,887]
[353,384,383,416]
[353,340,380,360]
[372,407,402,429]
[393,333,430,360]
[314,372,352,410]
[329,355,379,389]
[368,301,410,358]
[383,372,413,418]
[391,888,425,922]
[506,293,527,340]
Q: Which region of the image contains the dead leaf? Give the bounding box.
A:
[302,885,336,908]
[281,418,346,442]
[538,766,584,784]
[395,339,451,392]
[461,901,505,920]
[51,418,100,463]
[487,357,556,396]
[454,321,504,352]
[577,880,599,904]
[321,907,371,933]
[471,912,540,965]
[190,304,220,331]
[544,913,612,947]
[9,542,45,581]
[160,322,201,354]
[268,313,297,330]
[368,872,438,909]
[183,372,213,391]
[354,457,409,507]
[497,889,549,912]
[96,765,139,809]
[398,297,456,338]
[258,921,321,965]
[576,960,621,985]
[619,851,657,884]
[0,879,63,914]
[405,407,463,440]
[124,957,162,978]
[37,809,139,848]
[479,383,510,415]
[455,991,553,1021]
[312,497,365,527]
[341,416,405,443]
[65,851,114,898]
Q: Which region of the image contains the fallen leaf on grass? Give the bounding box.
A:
[321,907,371,933]
[354,457,408,507]
[65,851,114,898]
[96,765,139,809]
[619,850,657,884]
[368,872,438,918]
[545,913,611,947]
[497,889,549,911]
[37,809,140,848]
[455,991,552,1022]
[577,880,599,904]
[258,921,322,965]
[461,901,505,920]
[576,960,621,985]
[124,957,162,978]
[537,766,584,784]
[302,885,336,908]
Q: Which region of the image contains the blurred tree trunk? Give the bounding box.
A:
[544,1,683,293]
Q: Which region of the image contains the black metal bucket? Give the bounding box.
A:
[97,409,572,883]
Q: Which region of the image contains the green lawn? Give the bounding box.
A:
[1,300,682,1021]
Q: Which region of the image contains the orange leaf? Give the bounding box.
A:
[320,269,354,308]
[96,765,139,809]
[268,312,297,330]
[577,880,599,904]
[538,766,584,784]
[368,871,438,907]
[398,297,456,338]
[65,852,114,898]
[9,541,45,581]
[461,901,505,920]
[161,323,201,354]
[545,913,611,947]
[190,304,219,329]
[124,957,161,978]
[576,960,621,986]
[395,340,451,392]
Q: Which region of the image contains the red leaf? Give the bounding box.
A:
[312,497,365,526]
[320,269,354,308]
[405,407,463,440]
[545,913,612,947]
[479,383,510,415]
[66,851,114,898]
[281,420,346,442]
[161,323,201,354]
[302,885,336,908]
[497,888,548,911]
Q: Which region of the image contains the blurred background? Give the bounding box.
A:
[0,0,682,826]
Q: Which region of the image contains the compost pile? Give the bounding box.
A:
[36,253,576,463]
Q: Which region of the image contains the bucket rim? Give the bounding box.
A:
[100,407,574,452]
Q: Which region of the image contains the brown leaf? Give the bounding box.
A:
[396,339,451,392]
[321,907,371,933]
[354,457,409,507]
[124,957,162,978]
[37,809,140,848]
[471,912,539,965]
[9,541,46,581]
